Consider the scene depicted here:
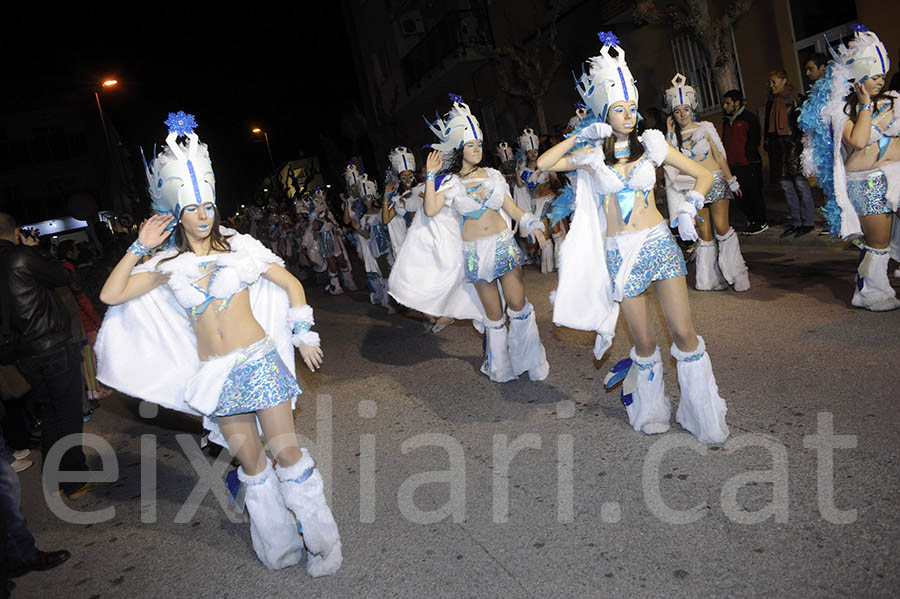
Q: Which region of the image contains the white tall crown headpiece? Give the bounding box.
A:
[388,146,416,175]
[426,94,483,153]
[496,141,514,163]
[833,24,890,83]
[359,172,377,198]
[517,127,540,153]
[575,32,639,121]
[142,111,215,220]
[664,73,698,112]
[343,163,361,195]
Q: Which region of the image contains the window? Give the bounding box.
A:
[670,34,721,114]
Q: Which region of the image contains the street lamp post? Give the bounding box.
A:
[95,79,123,214]
[251,127,275,171]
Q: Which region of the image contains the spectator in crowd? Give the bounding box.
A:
[0,213,94,499]
[804,52,829,86]
[722,89,768,234]
[765,69,815,238]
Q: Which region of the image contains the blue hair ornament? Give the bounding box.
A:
[598,31,620,47]
[449,93,465,104]
[165,111,197,136]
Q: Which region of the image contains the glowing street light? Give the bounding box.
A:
[251,127,275,170]
[102,79,118,88]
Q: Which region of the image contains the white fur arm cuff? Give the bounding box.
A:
[685,189,705,211]
[288,305,321,347]
[518,212,546,237]
[727,176,740,193]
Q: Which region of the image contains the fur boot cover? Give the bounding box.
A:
[238,459,306,570]
[506,300,549,381]
[670,336,729,444]
[625,346,671,435]
[481,315,517,382]
[694,239,728,291]
[716,228,750,292]
[852,246,900,311]
[276,450,343,577]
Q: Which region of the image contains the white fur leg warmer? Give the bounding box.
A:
[506,300,549,381]
[851,246,900,311]
[276,450,343,577]
[694,239,728,291]
[238,459,306,570]
[340,266,357,291]
[716,228,750,292]
[671,337,729,444]
[480,316,517,383]
[626,347,671,435]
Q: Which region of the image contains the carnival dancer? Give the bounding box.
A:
[382,146,421,257]
[311,187,356,295]
[344,169,393,310]
[414,94,550,382]
[664,74,750,292]
[799,24,900,311]
[537,34,729,443]
[515,128,558,273]
[95,112,342,575]
[567,102,589,133]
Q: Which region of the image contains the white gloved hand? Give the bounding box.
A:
[577,122,613,142]
[727,176,740,193]
[674,203,699,242]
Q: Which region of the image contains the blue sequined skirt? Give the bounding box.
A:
[847,170,890,216]
[606,228,687,298]
[214,349,301,417]
[318,231,335,259]
[462,229,526,283]
[704,172,728,205]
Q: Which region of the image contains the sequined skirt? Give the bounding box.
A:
[214,348,301,417]
[704,172,728,205]
[318,230,335,259]
[847,169,890,216]
[606,226,687,298]
[462,228,526,283]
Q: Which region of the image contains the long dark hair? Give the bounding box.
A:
[844,89,895,121]
[603,128,644,163]
[439,148,464,176]
[157,205,232,266]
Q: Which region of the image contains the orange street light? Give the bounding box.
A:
[102,79,118,88]
[251,127,262,134]
[251,127,274,170]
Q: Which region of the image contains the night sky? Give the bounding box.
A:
[5,7,362,216]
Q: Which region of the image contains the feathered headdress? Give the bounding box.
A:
[388,146,416,176]
[517,127,540,153]
[142,111,215,220]
[425,94,483,153]
[832,24,890,83]
[575,32,639,121]
[664,74,698,112]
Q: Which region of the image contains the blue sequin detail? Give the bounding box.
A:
[213,350,301,417]
[318,230,335,258]
[683,352,704,363]
[462,233,526,283]
[704,173,728,205]
[606,232,687,298]
[847,171,890,216]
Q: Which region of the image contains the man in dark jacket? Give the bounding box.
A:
[722,89,768,235]
[0,213,91,499]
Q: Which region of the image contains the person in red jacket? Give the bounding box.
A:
[722,90,768,235]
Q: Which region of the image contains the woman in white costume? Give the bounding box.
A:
[94,112,342,576]
[515,128,558,273]
[664,74,750,292]
[382,146,421,256]
[343,168,393,309]
[799,24,900,311]
[310,187,356,295]
[537,34,729,443]
[392,94,550,382]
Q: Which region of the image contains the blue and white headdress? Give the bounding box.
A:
[142,111,215,221]
[664,73,698,112]
[575,32,639,121]
[496,141,515,163]
[517,127,540,153]
[834,24,890,83]
[343,163,361,196]
[425,94,483,153]
[388,146,416,176]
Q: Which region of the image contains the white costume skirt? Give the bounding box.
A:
[462,229,526,283]
[606,222,687,298]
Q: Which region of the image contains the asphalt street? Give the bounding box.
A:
[14,227,900,598]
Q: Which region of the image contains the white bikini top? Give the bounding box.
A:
[134,228,284,315]
[570,129,669,195]
[437,167,510,219]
